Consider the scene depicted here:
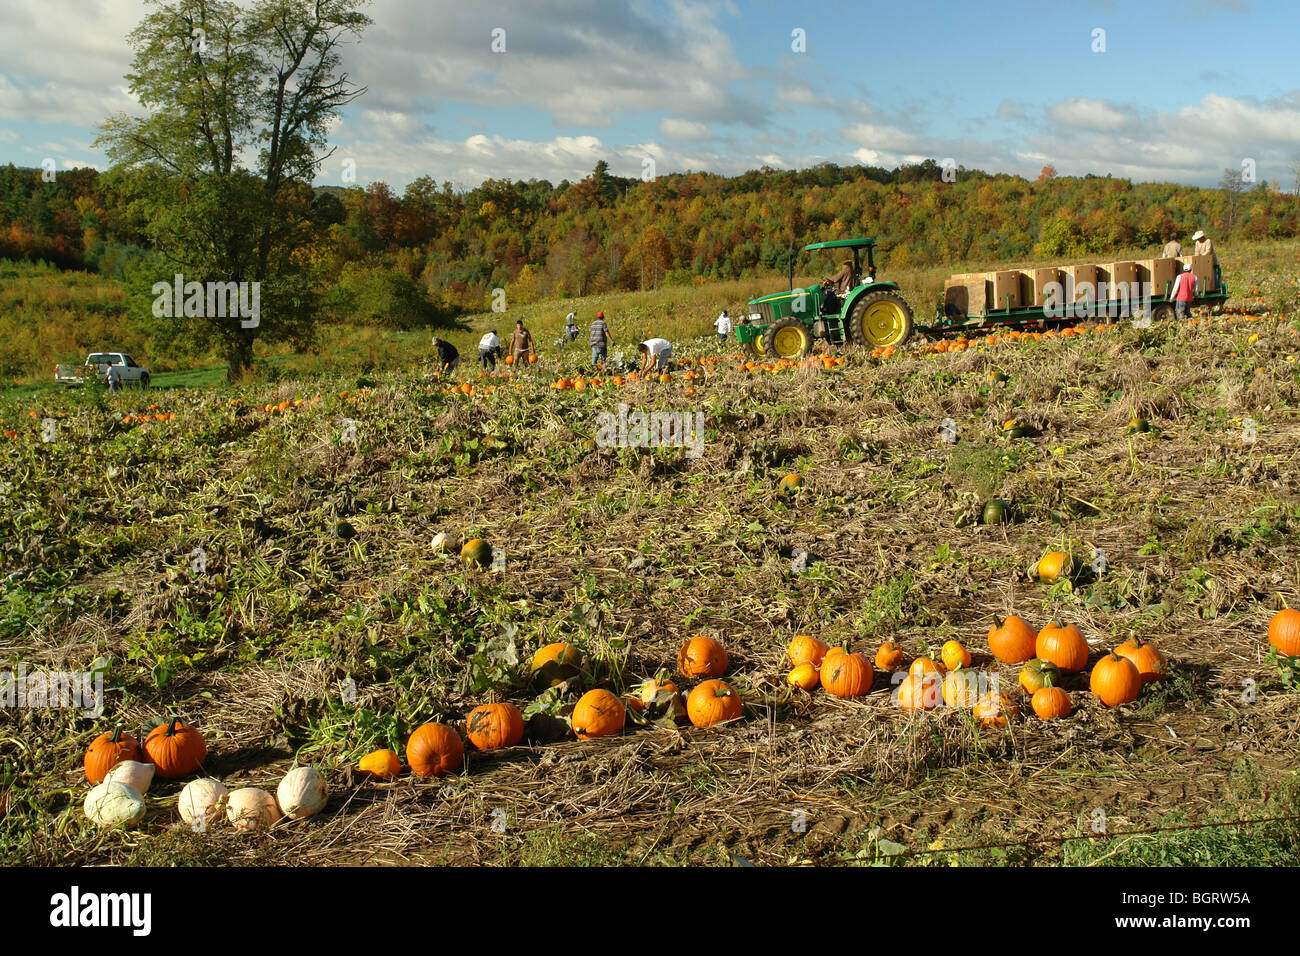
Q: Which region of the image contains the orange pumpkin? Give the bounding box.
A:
[1031,686,1072,720]
[974,690,1019,728]
[1113,636,1168,684]
[572,690,626,739]
[940,640,972,671]
[466,702,525,750]
[84,727,143,784]
[686,680,742,727]
[896,672,942,711]
[820,652,873,698]
[1033,551,1074,583]
[358,748,402,780]
[406,723,464,777]
[909,657,944,680]
[987,614,1038,664]
[1036,622,1089,674]
[787,634,828,668]
[529,642,583,687]
[678,636,728,678]
[787,662,821,691]
[528,354,537,364]
[628,675,683,718]
[1267,608,1300,656]
[143,718,207,778]
[874,641,904,671]
[505,354,514,365]
[1089,652,1141,707]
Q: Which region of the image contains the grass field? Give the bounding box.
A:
[2,240,1300,866]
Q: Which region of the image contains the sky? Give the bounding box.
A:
[1,0,1298,192]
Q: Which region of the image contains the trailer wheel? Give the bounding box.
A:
[762,317,814,360]
[1211,302,1224,316]
[849,291,914,348]
[1151,303,1175,324]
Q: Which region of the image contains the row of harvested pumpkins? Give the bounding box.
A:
[388,636,744,780]
[81,719,326,831]
[784,615,1170,722]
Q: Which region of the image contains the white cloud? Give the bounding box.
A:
[1047,98,1139,133]
[657,118,714,140]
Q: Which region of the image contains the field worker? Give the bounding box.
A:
[638,337,673,375]
[714,309,732,342]
[1170,262,1197,320]
[1192,229,1214,258]
[104,363,123,394]
[431,335,460,374]
[1161,234,1182,258]
[510,319,535,366]
[478,329,500,370]
[589,310,613,366]
[565,311,580,342]
[823,258,855,297]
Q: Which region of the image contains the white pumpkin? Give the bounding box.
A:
[225,787,280,832]
[84,781,146,828]
[178,778,228,827]
[105,760,155,794]
[276,766,327,820]
[430,531,450,552]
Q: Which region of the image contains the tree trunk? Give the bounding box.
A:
[227,327,256,383]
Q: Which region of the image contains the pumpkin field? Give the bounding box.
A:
[4,245,1300,867]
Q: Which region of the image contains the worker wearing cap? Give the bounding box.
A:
[1170,262,1197,320]
[589,311,613,366]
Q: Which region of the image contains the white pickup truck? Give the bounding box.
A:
[55,352,151,388]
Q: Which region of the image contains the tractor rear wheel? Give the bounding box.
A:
[849,291,913,348]
[762,316,814,360]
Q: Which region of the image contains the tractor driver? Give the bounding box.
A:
[823,258,856,297]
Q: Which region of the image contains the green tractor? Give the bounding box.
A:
[737,238,913,360]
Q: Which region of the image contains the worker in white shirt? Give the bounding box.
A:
[478,330,500,370]
[638,337,674,376]
[713,310,732,342]
[1160,235,1182,258]
[565,312,579,342]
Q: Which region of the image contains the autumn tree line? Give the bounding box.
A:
[2,157,1297,324]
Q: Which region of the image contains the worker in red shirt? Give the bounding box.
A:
[1169,262,1197,320]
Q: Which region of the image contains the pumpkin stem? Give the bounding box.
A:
[166,717,181,737]
[109,726,123,743]
[992,614,1005,630]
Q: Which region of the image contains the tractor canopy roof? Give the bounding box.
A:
[803,237,875,252]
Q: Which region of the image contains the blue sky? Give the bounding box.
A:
[2,0,1298,191]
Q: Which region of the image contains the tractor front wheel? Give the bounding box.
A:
[762,316,814,360]
[849,291,914,348]
[743,334,767,360]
